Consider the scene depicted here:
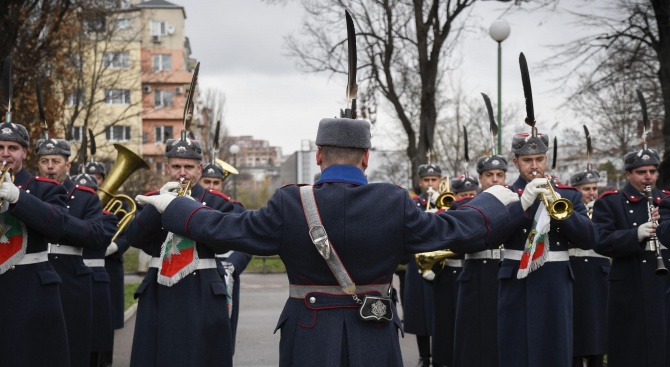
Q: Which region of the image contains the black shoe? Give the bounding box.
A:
[432,364,448,367]
[416,357,431,367]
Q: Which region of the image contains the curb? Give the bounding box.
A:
[124,302,138,324]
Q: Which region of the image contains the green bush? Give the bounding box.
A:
[246,257,286,273]
[124,282,140,311]
[124,248,139,273]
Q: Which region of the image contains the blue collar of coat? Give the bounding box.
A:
[315,165,368,186]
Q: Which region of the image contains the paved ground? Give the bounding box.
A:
[114,272,420,366]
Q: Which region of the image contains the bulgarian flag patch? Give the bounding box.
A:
[157,232,199,286]
[517,204,551,279]
[0,212,28,274]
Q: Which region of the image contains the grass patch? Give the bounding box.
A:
[124,248,139,273]
[124,282,140,311]
[246,257,286,273]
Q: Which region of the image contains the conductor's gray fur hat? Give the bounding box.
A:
[315,118,371,149]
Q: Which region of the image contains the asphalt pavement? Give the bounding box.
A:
[114,272,420,366]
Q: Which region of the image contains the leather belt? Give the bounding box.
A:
[84,259,105,268]
[16,251,49,265]
[48,243,83,256]
[149,257,217,270]
[504,249,569,262]
[645,243,668,251]
[568,249,608,259]
[289,284,391,299]
[465,249,501,260]
[442,259,463,267]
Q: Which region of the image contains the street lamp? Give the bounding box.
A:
[489,19,511,155]
[229,144,240,199]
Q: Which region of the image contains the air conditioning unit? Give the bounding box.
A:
[152,35,161,43]
[143,85,152,94]
[167,25,175,35]
[175,86,184,95]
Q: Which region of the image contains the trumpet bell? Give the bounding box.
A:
[435,192,455,209]
[539,183,573,221]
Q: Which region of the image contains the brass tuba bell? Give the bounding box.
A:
[415,250,457,276]
[98,144,150,241]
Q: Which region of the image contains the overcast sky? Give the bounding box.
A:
[171,0,606,155]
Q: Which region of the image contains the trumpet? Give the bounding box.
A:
[0,161,13,236]
[177,177,192,197]
[435,178,456,210]
[532,172,573,220]
[415,250,457,276]
[644,185,668,276]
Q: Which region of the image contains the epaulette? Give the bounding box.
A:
[599,190,618,199]
[207,189,232,202]
[411,195,420,200]
[555,184,578,192]
[143,189,159,196]
[34,176,60,185]
[74,184,97,195]
[662,190,670,197]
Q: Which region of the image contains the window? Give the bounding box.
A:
[115,18,130,30]
[142,132,148,144]
[105,126,131,142]
[105,89,131,104]
[152,54,172,71]
[154,90,173,108]
[83,17,105,33]
[71,126,83,142]
[67,89,86,106]
[155,125,173,143]
[103,52,130,68]
[151,21,167,36]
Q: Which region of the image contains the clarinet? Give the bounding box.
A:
[644,185,668,276]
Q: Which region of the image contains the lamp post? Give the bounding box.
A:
[229,144,240,199]
[489,19,511,155]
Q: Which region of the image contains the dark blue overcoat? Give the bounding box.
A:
[451,196,500,367]
[497,177,597,367]
[218,250,253,354]
[125,183,245,367]
[49,178,107,367]
[105,202,132,330]
[0,168,71,366]
[83,211,117,354]
[597,183,670,367]
[160,165,509,367]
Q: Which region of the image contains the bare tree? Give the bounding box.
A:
[546,0,670,186]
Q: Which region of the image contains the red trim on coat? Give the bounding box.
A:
[598,190,618,199]
[34,176,60,185]
[460,204,490,235]
[184,206,211,237]
[75,185,97,195]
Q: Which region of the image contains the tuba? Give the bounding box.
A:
[435,178,455,210]
[98,144,150,241]
[416,250,457,276]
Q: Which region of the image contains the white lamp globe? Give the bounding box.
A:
[229,144,240,155]
[489,19,511,43]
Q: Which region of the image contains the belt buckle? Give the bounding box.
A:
[491,249,500,259]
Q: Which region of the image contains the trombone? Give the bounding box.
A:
[435,177,456,210]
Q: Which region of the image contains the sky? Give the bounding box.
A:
[172,0,608,156]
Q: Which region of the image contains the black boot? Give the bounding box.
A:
[416,357,431,367]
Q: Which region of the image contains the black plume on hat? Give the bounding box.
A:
[451,175,479,193]
[36,138,71,157]
[569,170,600,187]
[476,155,508,174]
[201,163,225,179]
[417,164,442,178]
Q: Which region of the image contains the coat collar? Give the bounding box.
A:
[315,165,367,186]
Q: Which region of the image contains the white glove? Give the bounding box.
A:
[159,181,181,195]
[136,193,176,214]
[426,187,437,204]
[637,222,655,242]
[105,242,119,256]
[520,178,551,211]
[585,201,595,211]
[422,270,436,281]
[484,185,519,206]
[0,172,20,204]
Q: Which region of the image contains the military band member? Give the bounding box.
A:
[568,169,609,367]
[137,117,519,367]
[199,160,252,354]
[407,163,442,367]
[452,156,507,367]
[430,175,477,367]
[124,138,245,367]
[37,138,108,367]
[595,149,670,367]
[0,119,71,366]
[497,129,597,367]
